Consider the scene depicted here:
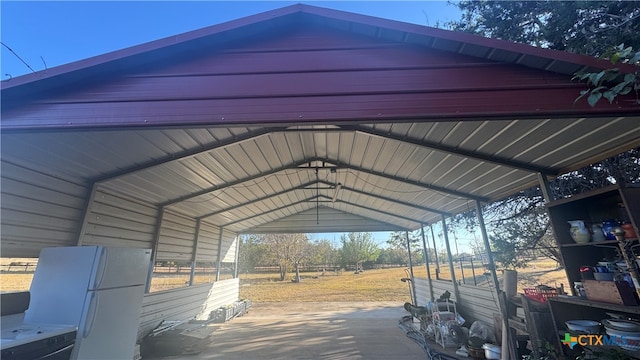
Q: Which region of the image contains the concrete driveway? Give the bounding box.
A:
[147,301,430,360]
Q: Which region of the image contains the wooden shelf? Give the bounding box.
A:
[561,240,619,247]
[548,295,640,315]
[561,238,639,247]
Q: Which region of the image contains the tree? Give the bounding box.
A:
[308,239,340,269]
[449,1,640,57]
[444,1,640,269]
[573,44,640,106]
[340,232,380,271]
[259,233,311,281]
[238,234,268,274]
[451,148,639,269]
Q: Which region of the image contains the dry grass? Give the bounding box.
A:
[238,268,413,302]
[1,259,568,301]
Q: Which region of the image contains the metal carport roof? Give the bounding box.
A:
[1,4,639,253]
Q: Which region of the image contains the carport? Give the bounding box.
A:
[2,3,639,358]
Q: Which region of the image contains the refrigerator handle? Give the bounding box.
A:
[83,292,99,338]
[94,247,108,288]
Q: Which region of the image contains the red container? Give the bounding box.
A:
[622,223,637,239]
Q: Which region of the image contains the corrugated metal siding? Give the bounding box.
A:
[0,160,87,257]
[194,278,240,321]
[413,278,499,328]
[220,229,237,263]
[4,23,636,131]
[156,210,197,261]
[430,279,457,303]
[413,278,457,305]
[456,284,500,326]
[196,221,220,262]
[413,278,431,306]
[81,187,157,249]
[137,283,212,339]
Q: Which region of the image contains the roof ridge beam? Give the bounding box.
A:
[353,126,558,176]
[224,196,318,227]
[162,157,325,207]
[226,194,417,230]
[197,180,319,220]
[316,179,451,217]
[330,196,423,226]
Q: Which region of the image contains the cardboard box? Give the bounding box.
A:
[583,280,639,306]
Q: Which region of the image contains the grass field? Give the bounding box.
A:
[1,259,568,301]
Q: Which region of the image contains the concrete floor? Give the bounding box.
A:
[145,301,463,360]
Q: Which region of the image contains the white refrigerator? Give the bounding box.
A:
[25,246,152,360]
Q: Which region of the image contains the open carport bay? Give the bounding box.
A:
[146,302,432,360]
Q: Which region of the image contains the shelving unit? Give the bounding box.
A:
[546,184,640,296]
[545,184,640,357]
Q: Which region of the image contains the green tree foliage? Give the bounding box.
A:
[449,1,640,107]
[253,233,311,281]
[452,149,639,269]
[449,1,640,57]
[573,44,640,106]
[445,1,640,268]
[340,232,380,270]
[237,234,268,274]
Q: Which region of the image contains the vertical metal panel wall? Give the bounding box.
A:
[137,283,213,339]
[81,187,157,249]
[156,210,197,261]
[413,277,499,327]
[194,278,240,321]
[456,284,500,326]
[197,221,221,261]
[0,161,87,257]
[220,228,237,263]
[412,278,431,306]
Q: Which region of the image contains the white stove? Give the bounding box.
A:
[1,314,77,360]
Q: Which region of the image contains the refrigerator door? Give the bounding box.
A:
[89,247,151,290]
[72,285,145,360]
[25,246,100,325]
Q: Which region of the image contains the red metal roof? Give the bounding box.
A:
[2,4,638,130]
[0,4,639,255]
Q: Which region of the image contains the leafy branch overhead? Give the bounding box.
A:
[573,44,640,107]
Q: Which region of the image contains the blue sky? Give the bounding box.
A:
[1,1,463,248]
[1,1,462,78]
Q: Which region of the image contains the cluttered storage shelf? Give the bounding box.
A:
[545,184,640,358]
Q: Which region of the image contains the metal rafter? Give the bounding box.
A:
[197,180,320,220]
[316,180,451,216]
[332,161,489,202]
[226,194,421,230]
[161,157,321,206]
[353,125,559,175]
[92,127,278,184]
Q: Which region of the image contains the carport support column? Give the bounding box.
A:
[420,224,435,302]
[429,225,441,279]
[537,173,554,203]
[146,206,165,293]
[405,230,418,305]
[189,219,202,286]
[440,214,460,302]
[215,227,224,281]
[475,200,500,294]
[75,183,99,246]
[233,234,240,278]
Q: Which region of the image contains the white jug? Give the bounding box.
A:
[568,220,591,243]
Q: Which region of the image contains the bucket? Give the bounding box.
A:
[482,343,501,360]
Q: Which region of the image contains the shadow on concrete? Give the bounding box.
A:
[145,301,431,360]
